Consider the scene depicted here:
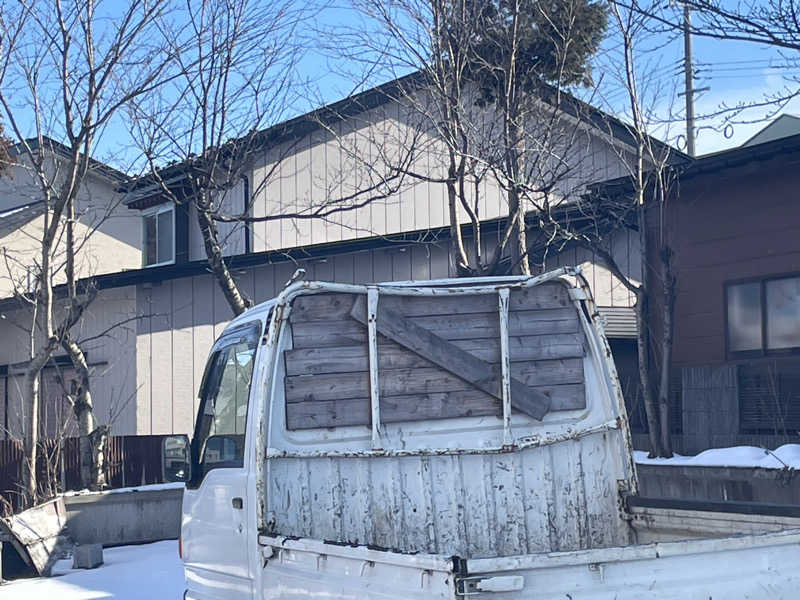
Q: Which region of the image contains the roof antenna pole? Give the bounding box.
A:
[683,4,696,157]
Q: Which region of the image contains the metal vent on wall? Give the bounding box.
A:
[598,306,637,339]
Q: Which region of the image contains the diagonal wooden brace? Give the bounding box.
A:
[350,295,551,420]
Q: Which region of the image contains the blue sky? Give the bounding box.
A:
[276,2,800,157]
[6,1,798,167]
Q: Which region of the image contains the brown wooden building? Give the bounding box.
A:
[649,133,800,454]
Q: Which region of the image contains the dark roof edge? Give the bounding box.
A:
[0,198,45,216]
[13,136,129,183]
[124,70,682,202]
[681,131,800,180]
[0,221,463,311]
[122,71,428,198]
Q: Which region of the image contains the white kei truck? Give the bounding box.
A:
[162,268,800,600]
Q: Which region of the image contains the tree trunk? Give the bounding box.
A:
[196,200,252,316]
[635,287,663,457]
[22,369,40,506]
[446,157,472,277]
[90,425,109,489]
[636,201,664,457]
[508,187,530,275]
[657,247,676,457]
[62,335,103,489]
[504,115,530,276]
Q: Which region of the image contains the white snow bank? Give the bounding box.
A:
[634,444,800,469]
[1,540,184,599]
[62,481,185,498]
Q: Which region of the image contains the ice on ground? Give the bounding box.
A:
[634,444,800,469]
[1,540,184,599]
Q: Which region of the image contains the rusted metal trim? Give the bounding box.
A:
[257,533,456,572]
[265,419,619,459]
[367,287,382,449]
[572,269,639,499]
[498,288,512,445]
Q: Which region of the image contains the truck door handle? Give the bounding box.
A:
[232,497,243,509]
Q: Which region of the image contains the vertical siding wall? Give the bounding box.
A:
[544,228,640,310]
[0,286,138,439]
[678,365,798,454]
[186,97,636,258]
[668,163,800,367]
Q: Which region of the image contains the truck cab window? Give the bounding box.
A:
[191,323,261,484]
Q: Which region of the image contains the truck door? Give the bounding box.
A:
[182,322,261,600]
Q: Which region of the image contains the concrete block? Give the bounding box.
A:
[73,543,103,569]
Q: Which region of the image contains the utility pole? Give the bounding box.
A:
[683,4,696,157]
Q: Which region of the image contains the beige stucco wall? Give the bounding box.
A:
[0,159,141,299]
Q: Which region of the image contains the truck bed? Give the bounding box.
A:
[257,502,800,599]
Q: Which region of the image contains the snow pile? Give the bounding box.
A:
[634,444,800,469]
[62,481,185,498]
[1,540,184,599]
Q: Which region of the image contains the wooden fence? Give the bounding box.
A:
[0,435,169,515]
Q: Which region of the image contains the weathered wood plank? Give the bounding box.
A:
[351,296,551,420]
[284,334,585,376]
[285,359,583,404]
[286,390,500,429]
[289,284,572,323]
[285,382,586,430]
[291,308,579,349]
[286,366,479,402]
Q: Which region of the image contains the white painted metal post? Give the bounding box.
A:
[367,287,382,449]
[498,288,512,445]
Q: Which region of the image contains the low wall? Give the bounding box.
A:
[63,486,183,547]
[637,464,800,504]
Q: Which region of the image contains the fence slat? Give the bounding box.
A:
[0,435,169,515]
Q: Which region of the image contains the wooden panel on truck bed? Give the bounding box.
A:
[284,282,586,430]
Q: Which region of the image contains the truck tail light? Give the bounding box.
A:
[179,536,183,559]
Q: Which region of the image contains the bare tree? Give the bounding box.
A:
[619,0,800,130]
[0,0,172,503]
[521,0,683,456]
[602,0,680,457]
[129,0,424,316]
[337,0,610,280]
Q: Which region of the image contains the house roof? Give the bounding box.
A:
[12,136,129,183]
[123,70,685,207]
[0,218,464,310]
[588,126,800,200]
[0,200,45,238]
[681,130,800,180]
[741,114,800,147]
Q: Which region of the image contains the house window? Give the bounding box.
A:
[726,275,800,357]
[143,205,174,266]
[738,360,800,435]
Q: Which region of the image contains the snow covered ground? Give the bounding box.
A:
[635,444,800,469]
[1,541,184,599]
[62,481,185,497]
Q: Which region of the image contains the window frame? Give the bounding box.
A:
[187,320,263,489]
[142,203,176,267]
[725,272,800,360]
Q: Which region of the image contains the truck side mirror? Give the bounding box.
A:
[162,434,191,483]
